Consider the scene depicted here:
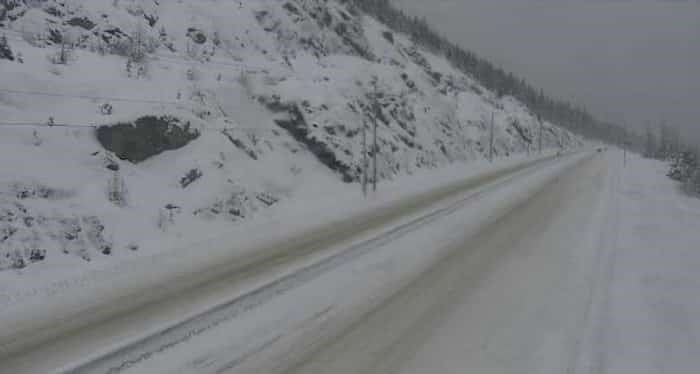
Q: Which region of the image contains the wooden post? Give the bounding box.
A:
[489,112,494,162]
[623,123,627,167]
[372,82,379,192]
[362,121,368,196]
[538,115,543,154]
[373,103,378,192]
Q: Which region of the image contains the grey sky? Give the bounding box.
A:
[392,0,700,144]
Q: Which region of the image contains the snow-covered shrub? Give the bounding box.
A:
[123,24,156,78]
[0,33,14,61]
[48,41,73,64]
[99,103,113,115]
[125,58,148,79]
[127,23,149,62]
[10,251,26,270]
[12,181,74,200]
[29,248,46,263]
[237,71,254,96]
[157,204,180,232]
[47,27,81,65]
[193,185,256,222]
[158,25,175,52]
[667,149,700,196]
[185,39,197,59]
[101,23,157,74]
[32,129,42,146]
[221,129,258,160]
[681,168,700,195]
[48,66,62,76]
[186,27,207,45]
[186,67,199,81]
[156,208,168,232]
[182,26,218,62]
[180,168,202,188]
[107,171,127,207]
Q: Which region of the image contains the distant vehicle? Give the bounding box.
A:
[597,148,604,152]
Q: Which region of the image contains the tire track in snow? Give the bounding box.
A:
[65,157,562,374]
[567,155,621,374]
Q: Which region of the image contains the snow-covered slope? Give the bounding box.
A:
[0,0,581,271]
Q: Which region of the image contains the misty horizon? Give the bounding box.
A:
[393,0,700,146]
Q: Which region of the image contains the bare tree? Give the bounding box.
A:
[107,171,127,207]
[49,28,75,64]
[644,124,657,158]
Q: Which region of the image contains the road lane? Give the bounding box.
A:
[84,153,588,374]
[289,154,610,374]
[0,154,572,374]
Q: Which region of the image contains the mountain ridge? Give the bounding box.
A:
[0,0,581,270]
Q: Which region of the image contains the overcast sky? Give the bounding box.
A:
[393,0,700,144]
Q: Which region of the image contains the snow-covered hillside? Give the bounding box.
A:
[0,0,581,271]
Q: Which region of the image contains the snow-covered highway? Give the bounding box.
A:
[294,150,612,374]
[0,152,584,373]
[2,1,697,373]
[5,150,696,374]
[291,152,700,374]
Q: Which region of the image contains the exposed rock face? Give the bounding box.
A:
[96,116,200,163]
[0,0,583,271]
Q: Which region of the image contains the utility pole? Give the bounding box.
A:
[372,99,378,192]
[623,123,627,167]
[362,121,368,196]
[489,112,494,162]
[538,115,543,154]
[369,79,379,193]
[59,27,69,65]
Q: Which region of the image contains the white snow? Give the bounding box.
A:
[14,150,693,374]
[573,153,700,374]
[292,151,612,374]
[317,151,700,374]
[0,151,561,349]
[1,0,580,290]
[57,151,590,374]
[3,2,692,374]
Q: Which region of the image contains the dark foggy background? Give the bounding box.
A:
[392,0,700,144]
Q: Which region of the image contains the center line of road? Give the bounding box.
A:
[67,157,563,374]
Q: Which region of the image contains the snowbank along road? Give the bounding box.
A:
[0,0,583,275]
[294,150,612,374]
[289,151,700,374]
[0,152,583,373]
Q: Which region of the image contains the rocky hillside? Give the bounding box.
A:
[0,0,581,270]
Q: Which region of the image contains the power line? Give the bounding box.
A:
[0,88,183,106]
[0,121,95,129]
[152,53,276,72]
[0,120,282,133]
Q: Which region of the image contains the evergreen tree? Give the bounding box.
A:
[350,0,627,145]
[645,125,657,158]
